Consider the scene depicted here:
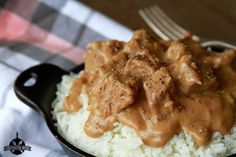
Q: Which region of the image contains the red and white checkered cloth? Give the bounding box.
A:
[0,0,132,156]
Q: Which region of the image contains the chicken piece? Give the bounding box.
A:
[143,67,174,115]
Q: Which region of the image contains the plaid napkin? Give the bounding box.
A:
[0,0,132,156]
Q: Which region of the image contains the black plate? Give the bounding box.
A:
[14,63,94,157]
[14,45,236,157]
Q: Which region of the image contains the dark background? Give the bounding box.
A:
[81,0,236,43]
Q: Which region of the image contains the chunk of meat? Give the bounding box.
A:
[204,50,236,68]
[164,42,190,63]
[85,40,124,71]
[164,39,205,64]
[100,52,128,74]
[133,50,160,67]
[124,30,157,52]
[92,73,136,119]
[165,41,203,94]
[197,62,217,91]
[180,37,205,56]
[124,59,156,81]
[143,67,174,115]
[124,30,168,61]
[170,55,216,94]
[170,55,201,94]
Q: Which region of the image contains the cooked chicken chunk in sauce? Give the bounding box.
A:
[63,30,236,147]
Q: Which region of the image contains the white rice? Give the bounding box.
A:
[52,74,236,157]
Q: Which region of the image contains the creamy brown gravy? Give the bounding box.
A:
[63,30,236,147]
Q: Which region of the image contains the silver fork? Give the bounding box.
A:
[139,5,236,50]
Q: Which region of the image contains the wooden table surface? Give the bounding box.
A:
[81,0,236,43]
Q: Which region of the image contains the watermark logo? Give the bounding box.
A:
[3,132,31,155]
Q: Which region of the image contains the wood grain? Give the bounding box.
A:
[80,0,236,43]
